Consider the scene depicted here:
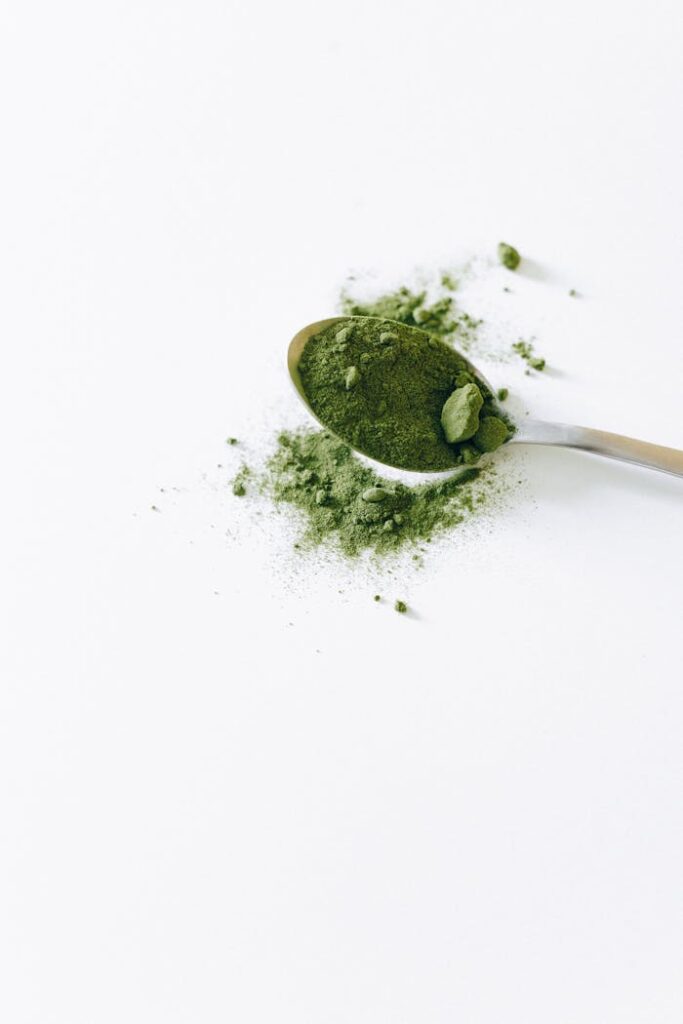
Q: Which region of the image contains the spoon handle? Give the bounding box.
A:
[513,418,683,478]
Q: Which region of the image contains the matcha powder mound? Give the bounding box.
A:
[298,317,511,472]
[263,427,506,558]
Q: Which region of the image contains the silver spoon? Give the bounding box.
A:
[288,316,683,478]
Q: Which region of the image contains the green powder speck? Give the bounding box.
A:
[498,242,521,270]
[473,416,510,452]
[298,317,512,471]
[373,594,381,602]
[263,427,503,558]
[497,387,509,401]
[231,464,251,496]
[394,600,408,614]
[226,437,239,445]
[512,339,546,371]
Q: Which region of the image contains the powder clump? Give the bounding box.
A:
[473,416,509,452]
[498,242,521,270]
[440,383,484,443]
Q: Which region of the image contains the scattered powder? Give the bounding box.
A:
[231,463,251,496]
[339,285,482,351]
[261,427,505,558]
[512,339,546,372]
[394,600,408,614]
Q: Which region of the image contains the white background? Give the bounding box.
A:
[2,1,683,1021]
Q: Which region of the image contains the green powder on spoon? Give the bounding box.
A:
[297,316,512,472]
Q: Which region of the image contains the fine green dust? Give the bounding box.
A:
[260,427,510,559]
[231,463,251,496]
[512,339,546,371]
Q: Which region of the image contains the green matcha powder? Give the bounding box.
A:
[264,427,503,558]
[231,263,525,560]
[298,317,512,472]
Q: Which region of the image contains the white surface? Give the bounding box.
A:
[2,1,683,1021]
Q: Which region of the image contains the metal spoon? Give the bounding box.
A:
[288,316,683,478]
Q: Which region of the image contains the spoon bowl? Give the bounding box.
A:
[288,316,505,473]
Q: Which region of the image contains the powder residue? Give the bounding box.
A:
[512,339,546,371]
[339,285,482,351]
[231,464,251,496]
[262,427,505,558]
